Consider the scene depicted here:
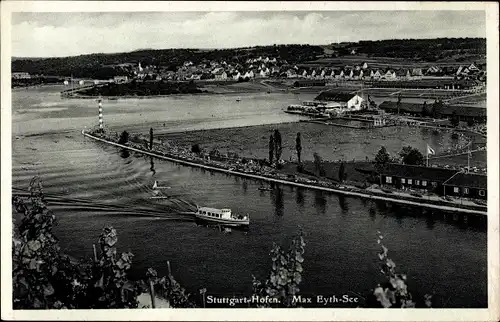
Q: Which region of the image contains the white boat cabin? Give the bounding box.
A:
[198,207,233,219]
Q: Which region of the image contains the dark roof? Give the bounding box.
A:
[315,91,353,102]
[378,101,424,113]
[378,101,486,118]
[293,80,326,86]
[380,163,458,182]
[440,105,486,117]
[443,173,487,189]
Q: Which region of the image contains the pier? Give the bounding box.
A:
[82,131,487,216]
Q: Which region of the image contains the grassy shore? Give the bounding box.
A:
[83,129,487,214]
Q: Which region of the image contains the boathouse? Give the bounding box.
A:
[378,101,486,123]
[380,164,456,191]
[443,172,487,200]
[379,164,487,200]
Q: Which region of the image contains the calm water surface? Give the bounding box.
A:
[11,86,487,307]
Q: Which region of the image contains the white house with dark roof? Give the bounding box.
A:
[373,70,382,79]
[383,70,397,80]
[347,94,365,110]
[286,69,297,78]
[214,71,227,81]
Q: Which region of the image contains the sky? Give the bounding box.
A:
[11,11,486,58]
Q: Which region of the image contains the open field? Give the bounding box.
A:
[159,122,486,168]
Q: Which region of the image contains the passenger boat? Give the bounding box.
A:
[195,206,249,227]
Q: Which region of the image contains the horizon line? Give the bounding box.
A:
[11,36,487,60]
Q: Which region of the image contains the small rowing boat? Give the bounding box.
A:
[153,181,171,190]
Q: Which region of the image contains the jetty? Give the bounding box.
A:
[82,130,487,216]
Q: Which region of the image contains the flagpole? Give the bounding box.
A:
[467,141,471,172]
[426,144,429,167]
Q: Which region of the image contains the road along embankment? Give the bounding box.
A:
[82,131,487,216]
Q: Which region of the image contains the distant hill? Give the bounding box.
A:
[11,45,323,79]
[327,38,486,62]
[11,38,486,78]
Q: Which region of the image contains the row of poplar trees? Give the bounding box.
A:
[268,130,302,167]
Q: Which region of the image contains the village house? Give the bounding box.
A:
[233,71,242,80]
[383,70,397,80]
[12,72,31,79]
[214,71,228,81]
[347,94,365,110]
[286,69,297,78]
[468,63,480,73]
[411,68,424,79]
[352,70,364,80]
[395,70,407,80]
[380,164,487,200]
[244,70,255,79]
[372,70,382,80]
[343,69,354,79]
[113,76,129,84]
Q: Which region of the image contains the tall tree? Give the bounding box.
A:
[338,162,347,182]
[295,132,302,164]
[399,146,424,166]
[375,146,390,172]
[432,99,442,119]
[118,131,129,145]
[268,135,275,165]
[313,153,323,176]
[274,129,282,165]
[396,93,402,115]
[450,111,460,127]
[149,128,154,150]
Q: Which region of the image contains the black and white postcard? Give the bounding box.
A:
[1,1,499,321]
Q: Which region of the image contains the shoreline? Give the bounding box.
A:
[82,131,487,216]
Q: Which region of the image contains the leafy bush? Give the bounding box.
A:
[118,131,129,145]
[12,177,194,309]
[367,231,432,308]
[191,143,201,154]
[399,146,424,166]
[252,230,306,307]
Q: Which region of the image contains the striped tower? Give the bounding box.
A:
[98,99,103,128]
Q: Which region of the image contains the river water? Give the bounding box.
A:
[11,86,487,308]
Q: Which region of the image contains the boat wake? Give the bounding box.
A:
[12,188,196,221]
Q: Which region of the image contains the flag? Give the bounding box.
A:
[427,144,435,155]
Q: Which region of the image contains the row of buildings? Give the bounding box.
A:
[378,101,487,123]
[379,163,487,200]
[289,62,485,82]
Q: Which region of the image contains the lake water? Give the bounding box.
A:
[11,86,487,308]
